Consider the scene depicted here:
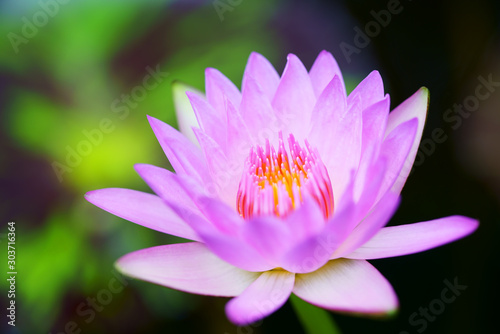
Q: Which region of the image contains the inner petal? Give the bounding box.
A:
[237,133,334,219]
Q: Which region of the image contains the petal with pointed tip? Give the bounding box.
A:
[309,50,345,98]
[187,91,226,150]
[272,54,316,140]
[240,76,279,145]
[242,52,280,101]
[347,70,385,111]
[147,115,210,183]
[345,216,479,259]
[85,188,200,241]
[205,67,241,115]
[385,87,429,194]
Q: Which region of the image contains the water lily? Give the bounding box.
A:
[86,51,478,326]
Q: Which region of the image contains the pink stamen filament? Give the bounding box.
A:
[237,133,334,219]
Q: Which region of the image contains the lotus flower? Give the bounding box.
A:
[85,51,478,325]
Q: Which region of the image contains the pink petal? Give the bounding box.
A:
[322,94,363,201]
[331,191,400,259]
[242,215,292,266]
[354,96,390,199]
[116,242,259,296]
[192,195,244,235]
[308,75,347,150]
[352,157,388,215]
[134,164,200,214]
[293,259,398,314]
[345,216,479,260]
[133,164,213,236]
[385,87,429,194]
[147,115,210,183]
[347,70,385,111]
[361,95,390,152]
[376,117,418,201]
[172,81,202,145]
[239,76,280,145]
[309,50,345,98]
[192,128,239,205]
[135,170,230,250]
[280,199,357,274]
[285,199,326,243]
[193,226,275,272]
[272,54,316,141]
[282,160,390,273]
[187,91,226,151]
[205,67,241,116]
[85,188,201,241]
[170,177,274,272]
[226,98,253,163]
[242,52,280,101]
[226,270,295,325]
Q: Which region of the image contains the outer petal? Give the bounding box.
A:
[293,259,398,314]
[242,52,280,101]
[345,216,479,260]
[353,96,390,200]
[226,270,295,325]
[147,115,210,183]
[85,188,201,242]
[134,164,201,214]
[385,87,429,194]
[116,243,259,297]
[376,117,418,201]
[139,171,217,238]
[309,50,345,98]
[205,67,241,116]
[272,53,316,140]
[172,81,202,145]
[187,91,226,151]
[347,70,385,112]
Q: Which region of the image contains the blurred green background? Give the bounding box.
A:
[1,0,499,333]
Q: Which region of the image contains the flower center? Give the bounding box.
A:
[237,133,334,219]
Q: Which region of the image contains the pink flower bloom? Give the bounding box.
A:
[86,51,478,325]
